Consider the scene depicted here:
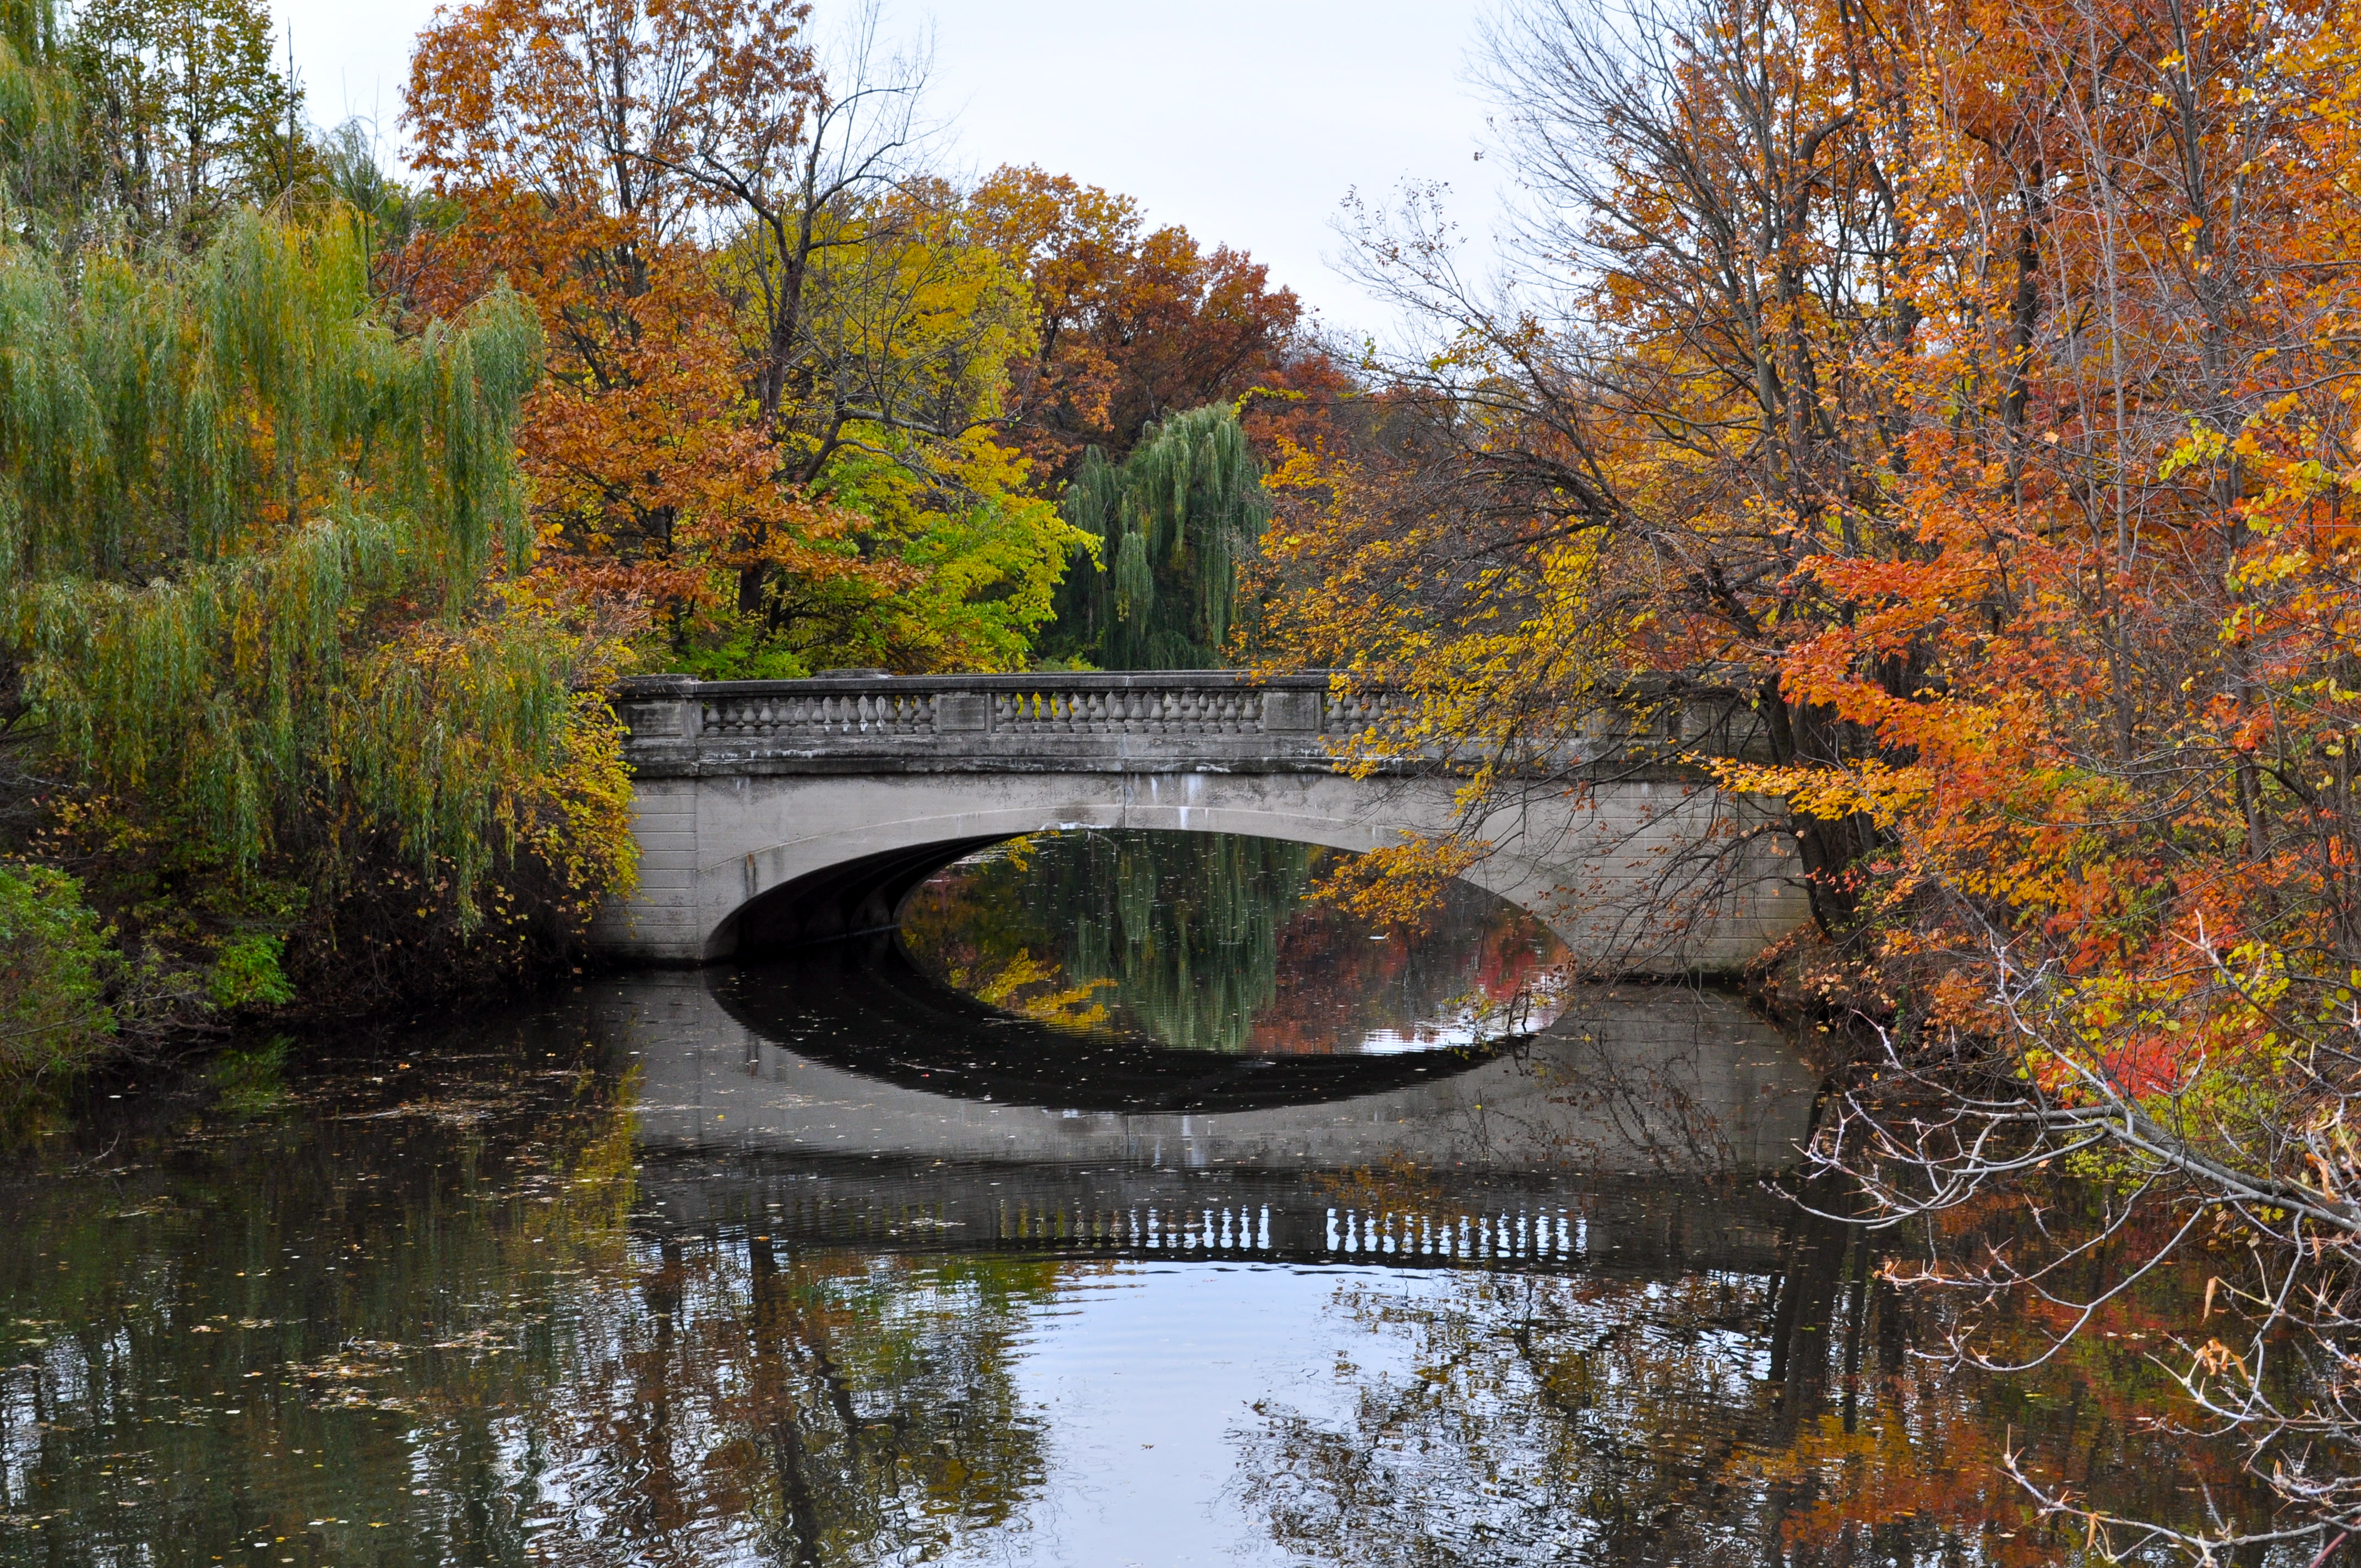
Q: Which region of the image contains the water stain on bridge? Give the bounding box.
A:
[0,831,2270,1565]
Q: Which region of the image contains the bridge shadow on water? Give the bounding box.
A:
[708,934,1516,1115]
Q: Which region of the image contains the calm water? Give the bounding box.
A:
[0,834,2281,1565]
[899,830,1569,1053]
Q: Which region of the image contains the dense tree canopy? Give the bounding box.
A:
[0,0,637,1075]
[403,0,1107,677]
[0,0,1337,1091]
[969,164,1328,480]
[70,0,301,247]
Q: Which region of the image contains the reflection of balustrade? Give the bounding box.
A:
[613,671,1769,776]
[687,1188,1605,1267]
[984,1199,1596,1267]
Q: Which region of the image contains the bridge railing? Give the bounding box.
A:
[612,670,1769,776]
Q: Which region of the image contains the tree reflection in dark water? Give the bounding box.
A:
[899,830,1568,1054]
[0,1029,1056,1568]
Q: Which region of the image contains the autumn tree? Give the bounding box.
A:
[969,164,1329,481]
[1757,0,2361,1548]
[1259,0,1914,939]
[402,0,1082,676]
[69,0,304,247]
[1260,0,2361,1548]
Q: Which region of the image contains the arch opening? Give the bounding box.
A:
[714,834,1011,957]
[897,827,1573,1059]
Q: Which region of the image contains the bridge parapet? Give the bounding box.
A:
[613,671,1769,778]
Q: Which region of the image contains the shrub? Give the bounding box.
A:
[206,934,296,1010]
[0,864,117,1083]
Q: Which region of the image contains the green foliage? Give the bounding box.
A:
[670,621,812,681]
[0,210,564,917]
[0,0,79,236]
[1065,831,1312,1049]
[68,0,303,248]
[279,688,639,1011]
[0,861,115,1081]
[205,931,291,1009]
[203,1031,288,1113]
[905,830,1315,1052]
[1052,404,1267,669]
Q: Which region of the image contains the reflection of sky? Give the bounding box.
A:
[960,1262,1445,1568]
[1353,974,1573,1054]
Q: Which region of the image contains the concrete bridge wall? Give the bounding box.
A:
[595,672,1812,972]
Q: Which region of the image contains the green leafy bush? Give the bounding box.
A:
[0,864,116,1082]
[206,934,295,1010]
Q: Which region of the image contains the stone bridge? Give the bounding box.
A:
[591,671,1811,972]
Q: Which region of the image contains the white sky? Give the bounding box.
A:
[268,0,1509,338]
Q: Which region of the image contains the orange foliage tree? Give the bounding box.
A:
[402,0,1084,675]
[969,164,1338,481]
[1261,0,2361,1545]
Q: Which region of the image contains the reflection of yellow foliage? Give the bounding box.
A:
[1315,1153,1454,1215]
[952,948,1115,1028]
[536,1064,642,1264]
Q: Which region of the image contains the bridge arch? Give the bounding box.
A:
[705,770,1481,955]
[593,673,1811,972]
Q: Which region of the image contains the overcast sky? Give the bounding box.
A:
[268,0,1510,337]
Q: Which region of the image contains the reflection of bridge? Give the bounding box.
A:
[605,968,1816,1174]
[592,671,1811,972]
[635,1155,1798,1277]
[600,968,1816,1268]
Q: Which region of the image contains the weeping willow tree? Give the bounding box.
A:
[1069,831,1313,1050]
[0,209,619,925]
[1054,404,1267,669]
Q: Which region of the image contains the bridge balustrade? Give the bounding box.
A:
[614,670,1767,778]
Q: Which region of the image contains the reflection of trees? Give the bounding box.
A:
[902,830,1313,1051]
[550,1242,1059,1568]
[1069,831,1312,1049]
[0,1025,1058,1567]
[1234,1188,2284,1567]
[900,830,1565,1054]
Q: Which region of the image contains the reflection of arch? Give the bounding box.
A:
[603,769,1808,970]
[708,938,1516,1113]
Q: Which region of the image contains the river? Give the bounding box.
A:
[0,831,2278,1565]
